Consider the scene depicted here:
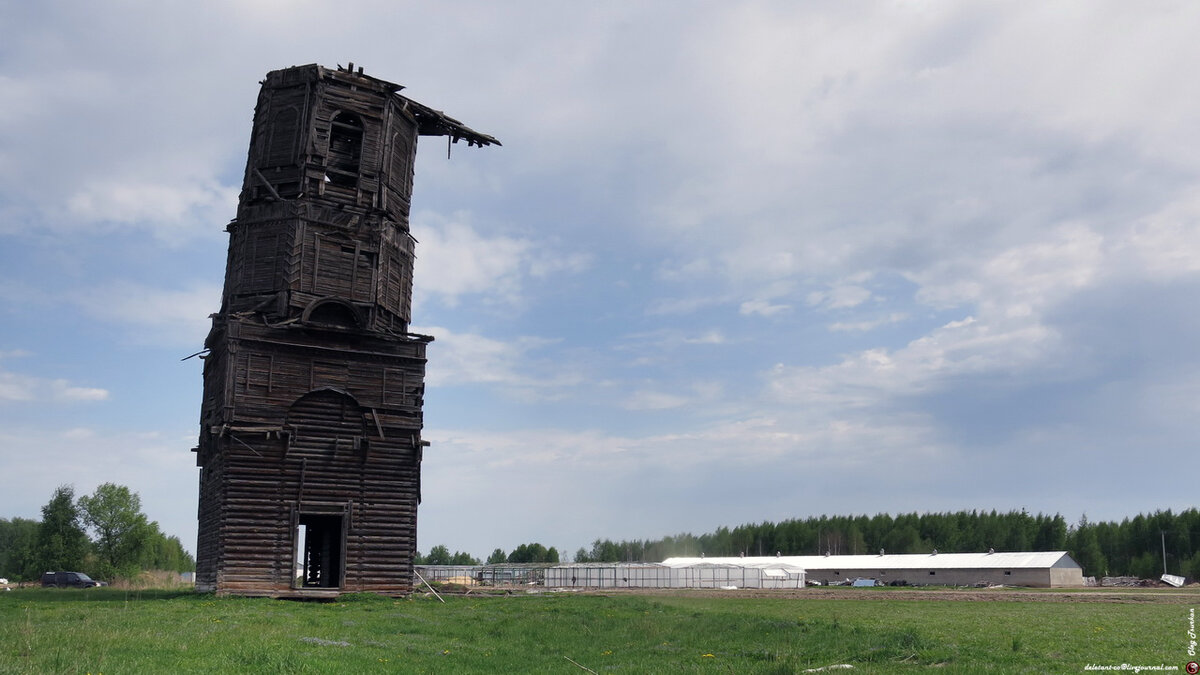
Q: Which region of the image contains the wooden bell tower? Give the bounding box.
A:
[194,64,497,596]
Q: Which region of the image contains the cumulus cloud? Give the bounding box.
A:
[829,313,907,333]
[766,313,1064,414]
[65,178,238,243]
[71,282,221,348]
[740,298,790,317]
[415,325,582,396]
[0,368,109,404]
[412,212,588,308]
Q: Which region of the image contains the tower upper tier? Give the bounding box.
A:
[217,64,497,333]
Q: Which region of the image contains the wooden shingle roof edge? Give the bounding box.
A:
[398,94,501,148]
[266,63,500,149]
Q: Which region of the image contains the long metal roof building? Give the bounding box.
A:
[662,551,1084,588]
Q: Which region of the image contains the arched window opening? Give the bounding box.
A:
[286,389,365,456]
[305,299,361,329]
[327,112,363,187]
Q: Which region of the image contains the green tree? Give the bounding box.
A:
[424,544,451,565]
[449,551,480,565]
[508,542,558,563]
[417,545,477,566]
[0,517,40,580]
[35,485,89,574]
[486,548,507,564]
[142,522,195,572]
[78,483,151,579]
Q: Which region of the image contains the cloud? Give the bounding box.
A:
[623,390,690,411]
[829,313,907,333]
[767,313,1061,412]
[65,179,238,243]
[71,282,221,348]
[0,424,198,550]
[739,299,790,317]
[412,212,588,308]
[415,325,582,396]
[0,57,244,244]
[807,277,875,310]
[0,362,110,404]
[646,294,728,317]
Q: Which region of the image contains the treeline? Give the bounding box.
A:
[487,542,559,564]
[416,542,561,566]
[415,545,479,566]
[0,483,194,582]
[573,509,1200,578]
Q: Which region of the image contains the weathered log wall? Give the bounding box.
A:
[196,64,495,596]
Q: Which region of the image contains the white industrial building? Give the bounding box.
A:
[662,551,1084,588]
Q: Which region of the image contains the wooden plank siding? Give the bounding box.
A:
[196,64,493,597]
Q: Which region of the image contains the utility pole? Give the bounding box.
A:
[1161,530,1168,575]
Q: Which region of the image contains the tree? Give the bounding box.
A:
[0,517,40,580]
[508,543,559,563]
[78,483,151,579]
[141,522,195,572]
[35,485,89,574]
[486,548,507,564]
[449,551,480,565]
[423,544,451,566]
[417,545,477,566]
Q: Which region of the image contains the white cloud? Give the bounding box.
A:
[768,314,1061,411]
[54,382,110,402]
[739,299,790,317]
[646,294,728,316]
[830,313,907,333]
[412,212,587,308]
[412,215,531,305]
[71,282,221,348]
[0,425,198,551]
[807,284,873,310]
[0,367,109,404]
[65,179,238,244]
[415,325,581,396]
[1119,193,1200,280]
[624,390,689,411]
[684,331,727,345]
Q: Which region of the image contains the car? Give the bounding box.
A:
[40,571,107,588]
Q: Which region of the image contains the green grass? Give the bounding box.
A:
[0,587,1195,673]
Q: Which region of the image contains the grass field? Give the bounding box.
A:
[0,586,1196,674]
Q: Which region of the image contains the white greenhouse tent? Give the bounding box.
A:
[543,560,806,590]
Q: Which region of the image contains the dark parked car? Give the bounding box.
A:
[41,571,107,588]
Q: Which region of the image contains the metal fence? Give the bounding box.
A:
[415,564,550,586]
[417,563,805,590]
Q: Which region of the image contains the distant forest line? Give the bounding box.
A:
[572,509,1200,579]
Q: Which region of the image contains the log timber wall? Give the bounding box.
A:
[195,64,497,596]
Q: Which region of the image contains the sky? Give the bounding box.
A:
[2,1,1199,561]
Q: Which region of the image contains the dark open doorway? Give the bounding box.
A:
[297,513,344,588]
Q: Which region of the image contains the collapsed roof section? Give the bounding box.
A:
[308,62,500,148]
